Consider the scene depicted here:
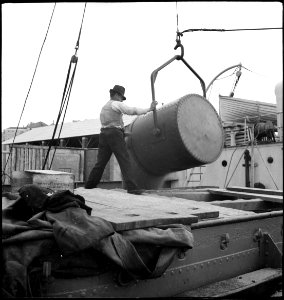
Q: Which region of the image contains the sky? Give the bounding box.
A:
[1,2,283,130]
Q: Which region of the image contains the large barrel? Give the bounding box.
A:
[127,94,224,175]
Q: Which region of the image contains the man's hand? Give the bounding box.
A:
[150,101,158,111]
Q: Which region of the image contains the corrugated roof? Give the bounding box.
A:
[219,96,277,124]
[2,115,137,145]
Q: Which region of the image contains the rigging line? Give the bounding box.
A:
[207,69,237,101]
[225,143,251,188]
[181,27,282,34]
[223,146,239,187]
[242,65,272,79]
[46,3,87,169]
[49,62,78,169]
[42,58,74,170]
[2,3,57,184]
[75,2,87,54]
[45,4,87,169]
[255,144,279,189]
[216,70,237,81]
[207,82,214,100]
[175,2,179,33]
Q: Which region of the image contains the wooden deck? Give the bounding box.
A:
[4,186,280,232]
[74,187,256,231]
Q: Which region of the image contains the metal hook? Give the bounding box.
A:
[174,32,184,59]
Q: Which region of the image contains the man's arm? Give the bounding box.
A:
[112,101,151,115]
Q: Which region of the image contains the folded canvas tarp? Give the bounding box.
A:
[2,184,194,297]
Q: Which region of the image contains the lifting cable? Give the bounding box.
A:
[1,3,57,186]
[180,27,282,35]
[42,2,87,170]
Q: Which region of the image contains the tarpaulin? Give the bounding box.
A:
[2,184,194,297]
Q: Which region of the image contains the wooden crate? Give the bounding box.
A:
[11,170,75,192]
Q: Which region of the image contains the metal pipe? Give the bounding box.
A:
[206,63,242,93]
[244,149,251,187]
[150,56,179,136]
[191,210,282,229]
[180,57,206,98]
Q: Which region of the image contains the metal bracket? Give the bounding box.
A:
[253,228,263,242]
[220,233,230,250]
[261,233,282,268]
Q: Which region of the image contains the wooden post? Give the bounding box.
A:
[60,139,66,147]
[82,137,88,148]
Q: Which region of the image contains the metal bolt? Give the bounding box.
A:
[227,257,229,262]
[80,291,86,297]
[177,250,186,259]
[179,269,182,273]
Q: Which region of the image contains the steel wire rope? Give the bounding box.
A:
[176,2,179,34]
[206,69,236,101]
[223,123,254,187]
[48,62,79,169]
[254,144,279,189]
[1,3,57,187]
[216,70,237,81]
[224,143,251,188]
[42,2,87,170]
[42,58,75,169]
[180,27,282,34]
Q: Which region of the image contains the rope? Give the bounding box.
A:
[42,3,87,170]
[75,2,87,55]
[206,69,237,101]
[225,144,251,188]
[2,3,57,186]
[216,69,237,81]
[255,144,279,189]
[42,59,75,169]
[48,61,79,168]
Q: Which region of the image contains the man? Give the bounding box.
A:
[85,85,157,194]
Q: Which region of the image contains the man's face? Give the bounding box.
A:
[115,93,125,102]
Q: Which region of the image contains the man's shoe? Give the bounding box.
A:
[84,185,97,189]
[127,190,143,195]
